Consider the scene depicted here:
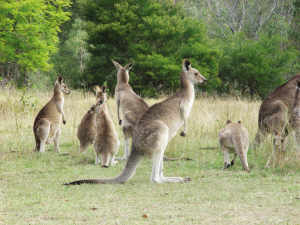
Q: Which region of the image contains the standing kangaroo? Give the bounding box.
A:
[65,59,206,185]
[77,85,105,153]
[93,85,120,167]
[112,60,149,160]
[33,75,70,153]
[218,120,250,172]
[254,74,300,166]
[112,60,190,161]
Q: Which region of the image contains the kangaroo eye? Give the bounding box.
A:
[194,73,198,76]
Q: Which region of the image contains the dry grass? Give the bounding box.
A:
[1,88,300,224]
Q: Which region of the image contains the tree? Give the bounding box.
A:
[80,0,220,96]
[218,32,297,98]
[0,0,71,87]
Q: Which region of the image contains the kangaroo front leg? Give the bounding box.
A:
[179,102,188,137]
[56,103,66,124]
[117,99,122,126]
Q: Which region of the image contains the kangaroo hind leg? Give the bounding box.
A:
[79,139,93,153]
[53,128,61,153]
[34,118,50,153]
[150,126,190,183]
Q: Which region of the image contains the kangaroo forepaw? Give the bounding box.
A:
[119,120,122,126]
[180,131,186,137]
[63,120,66,124]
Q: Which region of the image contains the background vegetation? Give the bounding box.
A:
[1,89,300,224]
[1,0,300,98]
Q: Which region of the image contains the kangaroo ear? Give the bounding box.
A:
[57,75,63,84]
[94,85,100,93]
[125,62,134,71]
[183,59,191,71]
[296,80,300,89]
[227,120,232,125]
[238,121,241,124]
[112,60,122,71]
[101,84,106,93]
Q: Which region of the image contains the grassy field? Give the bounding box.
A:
[1,88,300,224]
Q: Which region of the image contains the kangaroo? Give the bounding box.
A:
[112,60,190,162]
[33,75,70,153]
[77,85,106,153]
[253,74,300,166]
[93,85,120,167]
[112,60,149,160]
[293,80,300,118]
[218,120,250,172]
[65,59,206,185]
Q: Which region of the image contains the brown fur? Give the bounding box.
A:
[112,60,189,161]
[65,59,206,185]
[254,74,300,166]
[77,85,106,153]
[93,95,120,167]
[218,120,250,172]
[112,60,149,160]
[33,76,70,153]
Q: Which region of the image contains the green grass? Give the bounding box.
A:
[1,89,300,224]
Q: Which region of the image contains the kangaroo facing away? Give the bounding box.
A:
[112,60,190,161]
[112,60,149,160]
[93,85,120,167]
[65,59,206,185]
[77,85,105,153]
[33,75,70,153]
[253,74,300,166]
[218,120,250,172]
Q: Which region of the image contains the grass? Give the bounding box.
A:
[1,88,300,224]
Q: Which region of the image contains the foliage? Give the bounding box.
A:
[217,32,298,98]
[50,18,90,89]
[0,0,71,71]
[80,0,220,97]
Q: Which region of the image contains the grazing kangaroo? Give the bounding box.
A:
[218,120,250,172]
[93,86,120,167]
[33,75,70,153]
[77,85,106,153]
[253,74,300,166]
[65,59,206,185]
[112,60,190,161]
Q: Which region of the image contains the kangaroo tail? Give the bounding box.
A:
[64,147,144,185]
[163,155,192,161]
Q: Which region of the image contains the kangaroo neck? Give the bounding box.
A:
[53,88,64,101]
[178,72,194,98]
[117,69,129,84]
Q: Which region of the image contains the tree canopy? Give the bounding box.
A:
[80,0,220,96]
[0,0,71,74]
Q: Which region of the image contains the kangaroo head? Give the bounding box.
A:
[293,80,300,118]
[88,104,97,114]
[112,60,134,84]
[95,84,107,103]
[94,98,105,114]
[56,75,71,94]
[183,59,207,85]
